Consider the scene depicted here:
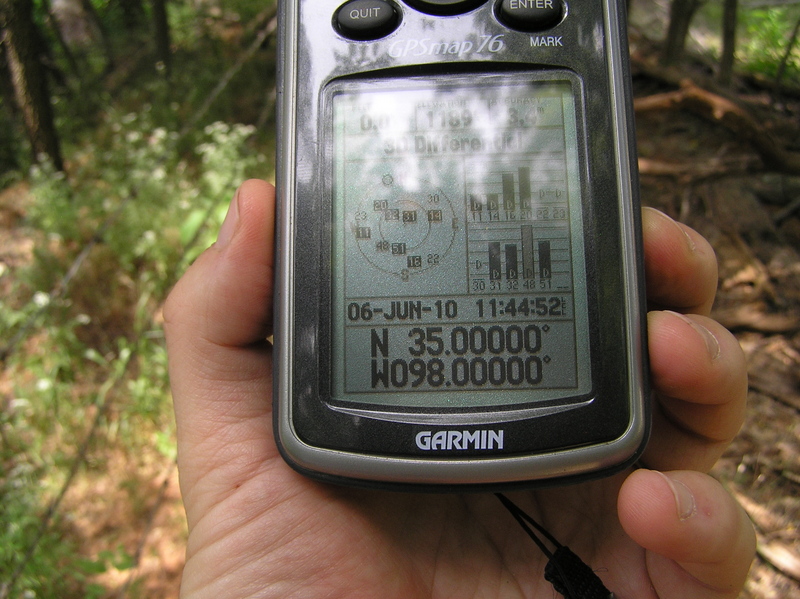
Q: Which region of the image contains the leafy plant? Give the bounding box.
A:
[1,2,276,596]
[739,6,800,81]
[0,423,84,598]
[3,109,266,599]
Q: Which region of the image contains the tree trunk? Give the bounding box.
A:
[775,15,800,101]
[662,0,702,66]
[0,42,20,172]
[78,0,114,72]
[118,0,145,31]
[718,0,737,85]
[40,0,81,82]
[151,0,171,77]
[0,0,64,171]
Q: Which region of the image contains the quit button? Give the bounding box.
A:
[497,0,565,32]
[336,0,401,41]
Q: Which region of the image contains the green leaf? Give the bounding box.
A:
[180,208,209,246]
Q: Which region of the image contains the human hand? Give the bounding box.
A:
[164,179,755,598]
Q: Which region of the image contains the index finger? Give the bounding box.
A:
[643,207,718,316]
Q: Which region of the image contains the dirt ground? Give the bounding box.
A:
[628,3,800,592]
[632,86,800,599]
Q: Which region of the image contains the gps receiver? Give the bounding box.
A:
[274,0,649,490]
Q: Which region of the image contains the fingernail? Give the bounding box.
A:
[665,310,721,361]
[656,471,697,521]
[217,187,241,248]
[645,207,696,252]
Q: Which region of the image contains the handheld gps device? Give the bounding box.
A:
[274,0,649,490]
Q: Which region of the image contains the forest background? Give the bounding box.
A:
[0,0,799,597]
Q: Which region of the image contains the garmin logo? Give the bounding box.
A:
[415,430,505,451]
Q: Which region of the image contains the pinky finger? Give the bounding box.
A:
[618,469,756,598]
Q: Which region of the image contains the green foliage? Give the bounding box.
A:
[1,108,266,593]
[0,447,136,597]
[0,413,83,598]
[1,1,276,596]
[694,2,800,82]
[26,163,76,238]
[739,6,800,81]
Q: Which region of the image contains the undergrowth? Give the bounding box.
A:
[696,2,800,83]
[0,2,273,595]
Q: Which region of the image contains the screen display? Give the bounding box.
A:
[330,75,592,408]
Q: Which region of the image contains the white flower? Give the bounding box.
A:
[33,291,50,307]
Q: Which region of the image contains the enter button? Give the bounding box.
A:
[497,0,565,32]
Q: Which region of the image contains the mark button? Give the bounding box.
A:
[497,0,565,32]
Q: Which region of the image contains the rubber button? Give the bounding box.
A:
[336,0,401,40]
[497,0,565,32]
[403,0,486,16]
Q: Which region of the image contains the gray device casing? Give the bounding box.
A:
[274,0,649,490]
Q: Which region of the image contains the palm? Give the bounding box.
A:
[178,357,647,599]
[309,479,650,598]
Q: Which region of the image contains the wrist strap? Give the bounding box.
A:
[496,493,615,599]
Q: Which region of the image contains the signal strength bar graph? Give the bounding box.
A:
[466,161,569,293]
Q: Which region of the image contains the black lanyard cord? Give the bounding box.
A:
[495,493,616,599]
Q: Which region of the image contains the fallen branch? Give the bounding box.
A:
[774,197,800,226]
[638,156,759,180]
[748,377,800,412]
[714,306,800,335]
[635,80,800,174]
[733,490,800,584]
[722,231,779,303]
[759,542,800,583]
[744,336,800,411]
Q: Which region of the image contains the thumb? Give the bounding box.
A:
[618,469,756,598]
[165,179,276,348]
[164,179,277,522]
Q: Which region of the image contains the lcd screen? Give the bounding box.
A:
[330,75,592,409]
